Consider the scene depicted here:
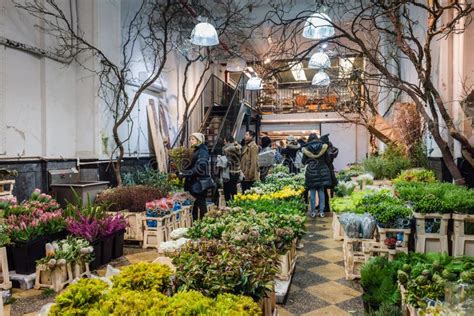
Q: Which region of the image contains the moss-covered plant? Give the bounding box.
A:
[48,278,109,315]
[92,289,169,315]
[112,262,172,293]
[213,293,262,315]
[171,239,278,300]
[393,168,437,184]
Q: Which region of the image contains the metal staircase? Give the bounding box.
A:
[172,74,256,155]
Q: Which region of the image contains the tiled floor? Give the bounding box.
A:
[277,215,364,316]
[10,215,364,315]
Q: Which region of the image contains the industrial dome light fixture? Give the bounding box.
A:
[226,56,247,72]
[308,51,330,69]
[246,75,263,90]
[190,17,219,46]
[302,12,335,40]
[312,70,330,86]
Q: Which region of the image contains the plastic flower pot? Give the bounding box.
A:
[112,229,125,259]
[46,230,68,243]
[90,239,102,270]
[101,234,114,265]
[9,236,47,274]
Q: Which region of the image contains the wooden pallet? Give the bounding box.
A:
[259,290,277,316]
[142,215,170,250]
[414,212,450,253]
[452,213,474,257]
[362,241,407,261]
[71,261,91,279]
[332,213,344,241]
[109,211,145,242]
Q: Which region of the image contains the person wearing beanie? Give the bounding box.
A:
[182,132,215,220]
[240,130,259,192]
[258,136,275,181]
[282,135,301,174]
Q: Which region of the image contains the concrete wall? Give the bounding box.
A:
[0,0,209,160]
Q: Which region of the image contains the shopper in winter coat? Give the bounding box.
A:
[319,134,339,212]
[302,133,332,217]
[222,135,242,201]
[258,136,275,182]
[282,135,301,174]
[182,132,214,220]
[241,130,259,192]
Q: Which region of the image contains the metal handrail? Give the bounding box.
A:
[171,75,234,147]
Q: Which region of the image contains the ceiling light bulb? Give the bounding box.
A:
[312,70,331,86]
[308,51,330,69]
[302,12,335,40]
[190,17,219,46]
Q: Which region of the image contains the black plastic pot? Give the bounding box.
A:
[90,239,102,270]
[101,234,114,265]
[9,237,47,274]
[112,230,125,259]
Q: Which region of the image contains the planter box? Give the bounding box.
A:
[101,235,114,265]
[90,239,102,270]
[9,237,47,275]
[452,213,474,257]
[34,264,72,292]
[414,212,450,254]
[332,213,344,241]
[46,230,69,243]
[399,283,419,316]
[112,230,125,259]
[343,236,374,280]
[362,241,406,262]
[0,247,12,290]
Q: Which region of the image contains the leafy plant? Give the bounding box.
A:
[95,185,166,212]
[363,145,412,180]
[48,278,109,315]
[0,225,11,247]
[359,190,412,227]
[171,239,278,300]
[112,262,172,293]
[213,293,262,315]
[334,181,357,197]
[93,289,169,315]
[393,168,437,184]
[161,290,214,315]
[37,236,93,267]
[361,257,401,312]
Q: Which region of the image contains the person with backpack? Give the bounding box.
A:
[302,133,332,218]
[258,136,275,181]
[281,135,301,174]
[221,135,242,201]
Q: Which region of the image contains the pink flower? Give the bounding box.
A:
[33,188,41,194]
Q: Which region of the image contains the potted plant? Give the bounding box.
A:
[99,213,127,262]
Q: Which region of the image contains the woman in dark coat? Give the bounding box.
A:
[320,134,339,212]
[182,132,214,220]
[302,133,332,218]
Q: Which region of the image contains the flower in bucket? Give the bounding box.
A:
[66,215,101,242]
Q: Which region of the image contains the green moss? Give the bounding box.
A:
[112,262,172,293]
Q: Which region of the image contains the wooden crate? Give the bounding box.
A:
[0,247,12,290]
[259,291,276,316]
[0,180,14,197]
[377,226,411,249]
[343,236,374,280]
[142,215,171,250]
[35,264,72,292]
[276,250,296,281]
[414,212,450,254]
[452,213,474,256]
[71,261,91,279]
[362,241,407,262]
[107,211,145,242]
[332,213,344,241]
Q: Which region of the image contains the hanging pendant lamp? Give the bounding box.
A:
[190,17,219,46]
[312,70,330,86]
[226,57,247,72]
[246,75,263,90]
[302,12,335,40]
[308,51,330,69]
